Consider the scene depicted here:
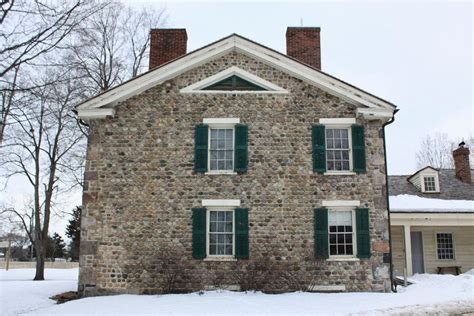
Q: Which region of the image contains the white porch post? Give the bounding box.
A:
[403,224,413,276]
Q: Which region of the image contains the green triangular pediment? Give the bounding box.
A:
[202,75,266,91]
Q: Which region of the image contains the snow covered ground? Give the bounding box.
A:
[0,268,473,315]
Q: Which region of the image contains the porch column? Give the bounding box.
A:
[403,224,413,276]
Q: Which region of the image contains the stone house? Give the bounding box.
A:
[389,145,473,276]
[76,27,398,296]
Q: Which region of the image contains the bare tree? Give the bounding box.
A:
[1,69,86,280]
[416,133,474,169]
[67,1,167,95]
[416,133,455,169]
[0,0,101,145]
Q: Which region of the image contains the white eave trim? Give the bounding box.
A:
[357,108,395,120]
[202,199,241,207]
[180,66,288,94]
[322,200,361,207]
[76,34,396,117]
[390,212,474,226]
[77,108,115,120]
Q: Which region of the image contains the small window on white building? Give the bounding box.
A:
[423,176,437,192]
[436,233,454,260]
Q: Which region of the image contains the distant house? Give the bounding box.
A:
[389,145,473,276]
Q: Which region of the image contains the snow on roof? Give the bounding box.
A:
[390,194,473,213]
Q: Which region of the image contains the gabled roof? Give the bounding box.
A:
[406,166,438,182]
[76,33,397,120]
[389,169,474,201]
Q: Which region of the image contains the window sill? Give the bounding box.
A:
[205,171,238,175]
[327,257,360,262]
[204,257,237,262]
[324,171,356,176]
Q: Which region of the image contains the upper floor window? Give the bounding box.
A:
[326,128,351,171]
[209,128,234,171]
[194,118,248,174]
[312,118,366,175]
[423,176,437,192]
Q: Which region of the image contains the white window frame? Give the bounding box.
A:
[435,232,455,261]
[204,118,239,175]
[327,207,358,259]
[320,118,356,176]
[206,207,236,259]
[421,174,440,193]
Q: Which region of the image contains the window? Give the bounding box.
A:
[209,128,234,171]
[328,210,355,256]
[208,210,234,256]
[326,128,350,171]
[436,233,454,260]
[423,176,437,192]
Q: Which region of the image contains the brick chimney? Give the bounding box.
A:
[149,29,187,70]
[453,143,471,183]
[286,27,321,70]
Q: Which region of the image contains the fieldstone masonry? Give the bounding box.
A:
[79,51,391,296]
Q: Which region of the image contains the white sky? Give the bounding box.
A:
[2,0,472,237]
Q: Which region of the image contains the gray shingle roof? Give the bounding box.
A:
[388,169,474,201]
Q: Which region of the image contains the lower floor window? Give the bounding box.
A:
[208,210,234,256]
[329,210,354,256]
[436,233,454,260]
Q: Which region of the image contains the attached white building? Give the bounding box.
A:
[389,145,474,276]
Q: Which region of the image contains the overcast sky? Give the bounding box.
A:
[3,0,472,237]
[154,0,472,175]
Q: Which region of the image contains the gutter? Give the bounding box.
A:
[382,109,398,292]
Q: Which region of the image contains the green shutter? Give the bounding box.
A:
[235,208,249,259]
[314,208,329,259]
[356,208,371,259]
[234,124,248,173]
[192,208,206,259]
[312,125,326,173]
[194,124,208,173]
[352,124,366,173]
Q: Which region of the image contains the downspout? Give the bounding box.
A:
[382,109,398,292]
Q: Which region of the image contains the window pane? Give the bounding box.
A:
[330,245,337,255]
[210,244,217,255]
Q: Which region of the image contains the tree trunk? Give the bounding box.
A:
[33,242,45,281]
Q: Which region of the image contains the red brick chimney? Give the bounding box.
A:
[149,29,187,70]
[453,143,471,183]
[286,27,321,70]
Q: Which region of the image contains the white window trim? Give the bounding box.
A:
[322,123,354,175]
[204,118,239,175]
[205,207,236,260]
[203,118,240,125]
[202,199,241,207]
[319,118,356,125]
[327,207,358,259]
[421,174,440,193]
[322,200,360,207]
[435,231,456,261]
[180,66,288,94]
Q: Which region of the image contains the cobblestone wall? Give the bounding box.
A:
[79,51,391,296]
